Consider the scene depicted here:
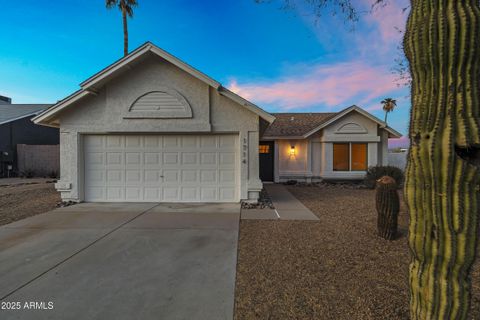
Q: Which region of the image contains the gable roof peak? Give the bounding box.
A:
[33,42,275,125]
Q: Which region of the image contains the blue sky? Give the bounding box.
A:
[0,0,410,146]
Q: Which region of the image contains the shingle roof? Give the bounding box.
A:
[0,104,52,125]
[263,112,338,137]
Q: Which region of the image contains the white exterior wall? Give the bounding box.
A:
[275,110,390,181]
[55,55,261,202]
[276,139,309,181]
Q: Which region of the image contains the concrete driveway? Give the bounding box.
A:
[0,202,240,320]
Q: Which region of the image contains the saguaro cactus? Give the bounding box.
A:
[404,1,480,319]
[376,176,399,240]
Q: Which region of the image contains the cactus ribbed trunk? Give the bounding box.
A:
[404,1,480,319]
[376,176,400,240]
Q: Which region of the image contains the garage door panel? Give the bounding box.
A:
[163,136,179,147]
[163,187,179,201]
[84,134,238,202]
[163,170,179,183]
[85,187,105,201]
[85,170,105,185]
[106,152,123,165]
[125,136,142,148]
[200,153,217,165]
[181,136,198,147]
[220,188,236,202]
[106,135,123,148]
[86,135,105,149]
[85,152,105,166]
[144,136,160,147]
[219,135,236,147]
[144,153,160,165]
[200,170,217,183]
[125,187,142,201]
[144,187,161,201]
[200,188,217,201]
[181,170,198,183]
[106,187,124,201]
[106,170,124,184]
[200,136,217,148]
[125,170,143,185]
[163,153,179,165]
[182,152,198,165]
[144,170,161,184]
[126,152,142,165]
[219,170,235,183]
[181,187,198,201]
[219,153,235,166]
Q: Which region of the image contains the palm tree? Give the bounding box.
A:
[106,0,138,56]
[380,98,396,124]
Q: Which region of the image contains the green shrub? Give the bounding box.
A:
[364,165,404,189]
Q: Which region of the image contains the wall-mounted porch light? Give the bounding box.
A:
[290,145,296,156]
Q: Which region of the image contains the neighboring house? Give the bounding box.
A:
[33,42,275,203]
[0,96,58,177]
[33,42,400,203]
[259,106,402,182]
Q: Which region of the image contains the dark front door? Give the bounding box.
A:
[259,141,274,181]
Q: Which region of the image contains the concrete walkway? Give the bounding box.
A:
[0,202,240,320]
[241,184,319,221]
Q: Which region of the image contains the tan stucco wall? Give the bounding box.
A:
[275,110,388,181]
[277,139,309,177]
[55,55,262,202]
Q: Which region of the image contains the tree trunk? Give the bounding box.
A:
[404,1,480,319]
[122,6,128,56]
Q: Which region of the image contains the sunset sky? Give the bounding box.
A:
[1,0,410,147]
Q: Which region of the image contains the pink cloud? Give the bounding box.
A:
[228,61,399,110]
[361,0,409,53]
[389,136,409,148]
[365,1,408,39]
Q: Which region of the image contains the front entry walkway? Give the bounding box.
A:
[241,184,319,221]
[0,202,240,320]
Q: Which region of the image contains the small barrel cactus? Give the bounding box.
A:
[375,176,399,240]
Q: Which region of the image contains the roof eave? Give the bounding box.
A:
[261,136,305,140]
[384,126,402,138]
[218,86,275,123]
[302,105,403,139]
[34,42,273,125]
[80,43,221,91]
[32,90,91,125]
[0,112,44,126]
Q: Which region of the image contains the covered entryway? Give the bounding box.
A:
[259,141,274,181]
[83,134,238,202]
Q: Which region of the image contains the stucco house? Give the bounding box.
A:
[259,106,401,182]
[33,42,400,203]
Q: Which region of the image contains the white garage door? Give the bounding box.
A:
[83,134,238,202]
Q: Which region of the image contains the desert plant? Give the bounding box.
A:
[364,165,404,189]
[375,176,399,240]
[404,1,480,318]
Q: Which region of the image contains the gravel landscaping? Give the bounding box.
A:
[0,181,61,226]
[234,185,480,319]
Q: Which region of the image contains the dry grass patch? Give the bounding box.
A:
[0,183,60,226]
[234,185,480,320]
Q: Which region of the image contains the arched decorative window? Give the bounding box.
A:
[335,122,367,134]
[125,87,192,119]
